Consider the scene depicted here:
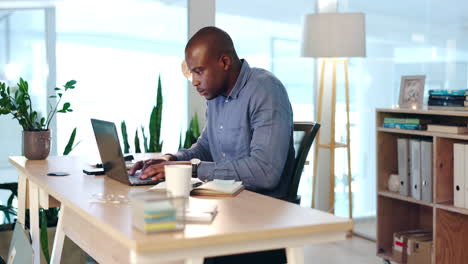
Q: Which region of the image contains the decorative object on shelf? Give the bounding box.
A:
[388,174,400,192]
[398,75,425,109]
[302,12,366,220]
[0,78,76,160]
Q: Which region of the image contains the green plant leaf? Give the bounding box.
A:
[178,133,182,150]
[134,129,141,153]
[54,87,60,91]
[62,102,70,110]
[65,80,77,89]
[40,210,50,263]
[121,121,130,154]
[148,75,163,152]
[63,127,77,155]
[141,126,148,152]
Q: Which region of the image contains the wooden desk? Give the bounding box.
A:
[9,156,352,264]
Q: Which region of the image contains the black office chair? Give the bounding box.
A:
[286,122,320,204]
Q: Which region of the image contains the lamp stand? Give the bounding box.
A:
[311,58,353,221]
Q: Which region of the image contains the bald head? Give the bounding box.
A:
[184,27,242,100]
[185,26,239,62]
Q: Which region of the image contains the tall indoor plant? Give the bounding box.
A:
[0,78,76,159]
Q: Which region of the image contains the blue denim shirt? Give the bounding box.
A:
[174,60,294,199]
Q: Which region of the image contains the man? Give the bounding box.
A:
[130,26,294,200]
[130,26,294,263]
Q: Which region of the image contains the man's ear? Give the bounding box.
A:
[220,55,231,71]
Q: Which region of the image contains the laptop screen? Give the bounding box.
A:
[91,118,130,185]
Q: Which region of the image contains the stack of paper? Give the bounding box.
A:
[185,201,218,223]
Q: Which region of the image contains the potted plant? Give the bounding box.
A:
[0,78,76,160]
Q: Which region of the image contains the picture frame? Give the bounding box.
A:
[398,75,426,109]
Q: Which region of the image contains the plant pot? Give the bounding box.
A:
[23,130,51,160]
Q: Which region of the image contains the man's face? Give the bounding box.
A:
[185,44,228,100]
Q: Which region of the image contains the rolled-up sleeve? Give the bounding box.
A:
[198,78,292,192]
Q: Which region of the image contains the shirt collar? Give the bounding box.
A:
[227,59,250,99]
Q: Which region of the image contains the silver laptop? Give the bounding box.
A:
[90,118,163,186]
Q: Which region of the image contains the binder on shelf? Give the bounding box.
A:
[453,143,465,208]
[410,140,421,200]
[465,145,468,209]
[421,141,433,203]
[398,138,410,196]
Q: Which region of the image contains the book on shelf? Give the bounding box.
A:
[428,89,466,96]
[397,138,433,201]
[420,141,433,203]
[465,145,468,208]
[454,143,465,208]
[428,99,465,107]
[397,138,410,196]
[429,95,465,101]
[410,140,421,200]
[427,106,468,111]
[383,117,429,125]
[383,123,426,130]
[427,124,468,134]
[190,179,244,197]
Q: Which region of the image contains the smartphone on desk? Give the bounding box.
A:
[83,168,105,175]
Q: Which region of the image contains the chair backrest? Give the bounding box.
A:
[286,122,320,204]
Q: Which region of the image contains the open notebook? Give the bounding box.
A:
[190,179,244,197]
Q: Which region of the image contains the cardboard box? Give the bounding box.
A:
[407,237,432,264]
[393,230,432,263]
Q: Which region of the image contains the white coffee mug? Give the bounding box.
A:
[165,165,192,197]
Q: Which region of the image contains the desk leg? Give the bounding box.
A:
[29,181,41,264]
[286,247,304,264]
[17,172,27,225]
[51,206,65,264]
[185,258,203,264]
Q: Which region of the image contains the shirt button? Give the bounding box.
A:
[222,153,226,157]
[220,125,223,129]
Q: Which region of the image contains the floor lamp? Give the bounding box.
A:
[301,13,366,220]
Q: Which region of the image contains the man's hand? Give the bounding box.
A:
[128,158,167,178]
[129,155,189,181]
[139,162,170,181]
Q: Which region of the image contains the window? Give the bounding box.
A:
[340,0,468,238]
[216,0,316,206]
[0,8,48,222]
[55,0,188,161]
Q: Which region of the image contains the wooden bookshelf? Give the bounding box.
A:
[376,108,468,264]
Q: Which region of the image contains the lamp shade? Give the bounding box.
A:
[301,13,366,58]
